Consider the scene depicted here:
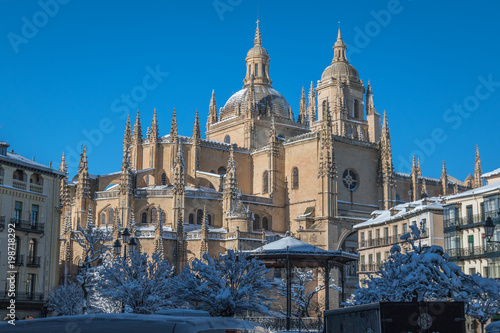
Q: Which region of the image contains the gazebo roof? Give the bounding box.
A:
[248,236,358,267]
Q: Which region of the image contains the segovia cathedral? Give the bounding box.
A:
[57,22,476,302]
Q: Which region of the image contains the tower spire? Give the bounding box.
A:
[254,19,262,46]
[441,160,448,196]
[299,86,308,124]
[379,110,395,209]
[473,145,483,188]
[150,108,159,142]
[170,109,178,141]
[333,27,347,62]
[207,90,218,128]
[308,81,317,122]
[133,110,142,143]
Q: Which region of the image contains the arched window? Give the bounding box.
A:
[151,208,158,223]
[262,171,269,194]
[207,214,212,226]
[217,166,226,175]
[354,100,361,119]
[161,173,167,186]
[108,209,114,225]
[13,169,25,181]
[292,167,299,189]
[253,214,261,230]
[161,211,166,223]
[262,217,270,230]
[255,64,259,77]
[224,135,231,144]
[101,213,106,225]
[189,213,194,224]
[196,209,203,225]
[262,64,266,77]
[141,212,147,223]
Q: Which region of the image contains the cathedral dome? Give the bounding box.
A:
[246,44,269,58]
[321,61,359,81]
[220,85,291,121]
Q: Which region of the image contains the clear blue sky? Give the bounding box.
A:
[1,0,499,181]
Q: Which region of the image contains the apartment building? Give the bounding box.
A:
[354,197,445,282]
[443,180,500,278]
[0,141,64,318]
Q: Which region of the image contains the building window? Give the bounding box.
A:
[161,211,166,223]
[108,209,115,225]
[291,167,299,189]
[207,214,212,226]
[469,268,476,275]
[26,274,36,298]
[29,239,37,261]
[253,214,260,230]
[384,228,389,244]
[217,166,226,175]
[368,230,373,246]
[262,217,270,230]
[31,205,39,222]
[403,223,407,234]
[468,235,474,254]
[224,135,231,144]
[262,64,266,77]
[484,195,499,218]
[342,169,358,191]
[466,205,473,224]
[360,232,365,247]
[263,171,269,194]
[101,213,106,225]
[15,237,21,262]
[480,202,485,220]
[141,212,147,223]
[322,100,327,115]
[197,209,203,225]
[354,100,361,119]
[161,173,167,186]
[14,201,22,220]
[393,225,398,243]
[376,253,381,267]
[421,218,427,236]
[13,169,25,181]
[189,213,194,224]
[151,208,158,223]
[255,64,258,77]
[274,268,281,278]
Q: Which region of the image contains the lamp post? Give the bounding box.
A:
[484,217,500,243]
[113,228,137,313]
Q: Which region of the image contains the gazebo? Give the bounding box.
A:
[248,236,358,330]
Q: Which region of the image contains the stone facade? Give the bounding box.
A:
[0,141,64,319]
[58,22,475,306]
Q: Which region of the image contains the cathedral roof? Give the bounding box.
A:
[220,85,292,121]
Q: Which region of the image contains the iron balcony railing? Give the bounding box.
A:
[359,263,378,272]
[445,211,499,229]
[360,230,429,248]
[10,218,44,233]
[27,255,41,267]
[447,244,500,259]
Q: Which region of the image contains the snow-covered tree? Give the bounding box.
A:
[72,207,114,314]
[277,268,340,317]
[47,281,84,316]
[97,251,175,314]
[349,225,500,327]
[171,250,273,317]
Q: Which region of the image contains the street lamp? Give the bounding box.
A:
[484,217,499,243]
[113,228,137,313]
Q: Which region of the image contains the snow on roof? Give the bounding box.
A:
[196,170,223,177]
[483,167,500,178]
[445,181,500,200]
[99,171,122,177]
[136,168,155,174]
[1,151,64,176]
[105,184,119,191]
[354,197,444,230]
[251,236,328,254]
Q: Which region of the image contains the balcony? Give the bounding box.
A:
[14,255,24,266]
[445,212,499,230]
[12,179,27,190]
[29,183,43,194]
[359,263,378,272]
[360,230,429,249]
[10,218,45,233]
[27,255,41,267]
[0,291,45,302]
